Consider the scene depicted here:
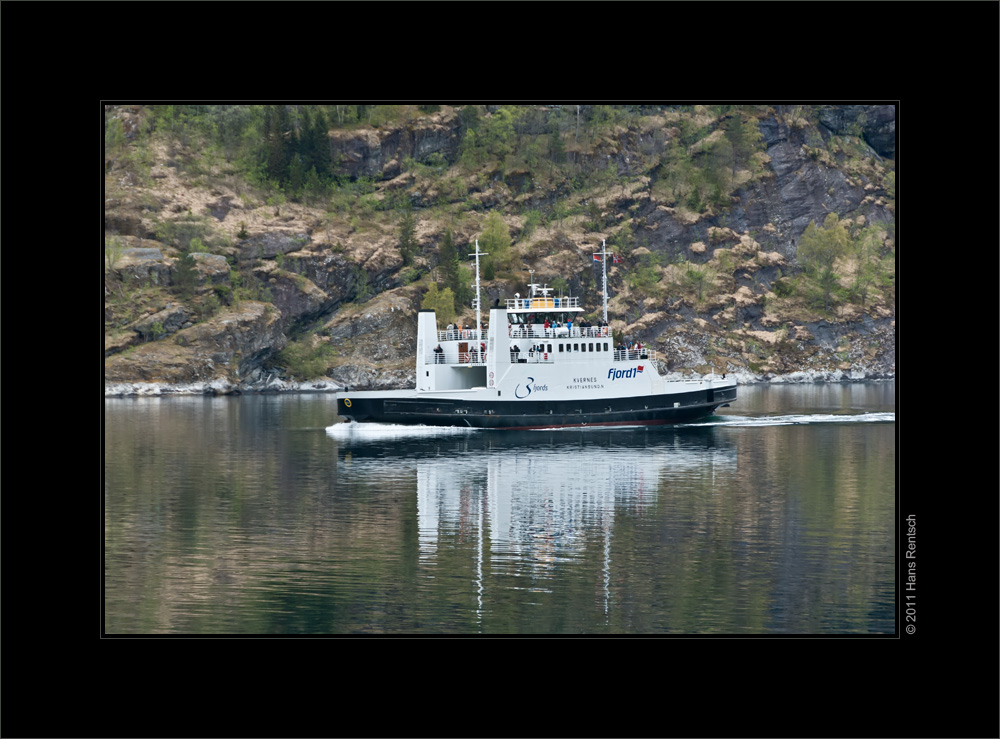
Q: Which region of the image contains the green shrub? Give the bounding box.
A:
[105,236,125,272]
[684,264,711,302]
[155,216,213,252]
[773,276,794,298]
[277,338,333,380]
[140,321,165,342]
[626,265,661,297]
[352,265,373,303]
[399,267,422,285]
[214,284,233,305]
[421,283,456,324]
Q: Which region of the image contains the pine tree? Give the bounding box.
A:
[304,166,324,204]
[479,211,511,273]
[548,125,566,165]
[437,229,459,292]
[298,105,316,173]
[311,108,332,180]
[799,213,849,273]
[399,206,417,266]
[173,252,198,298]
[799,213,850,312]
[851,224,883,308]
[437,229,475,312]
[421,283,456,324]
[723,110,764,183]
[288,152,305,199]
[264,105,290,183]
[458,105,480,136]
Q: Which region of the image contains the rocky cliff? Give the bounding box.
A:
[104,104,895,395]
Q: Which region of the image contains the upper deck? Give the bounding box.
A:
[415,252,658,393]
[505,296,582,312]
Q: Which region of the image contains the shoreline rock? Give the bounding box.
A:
[105,370,893,397]
[104,378,343,397]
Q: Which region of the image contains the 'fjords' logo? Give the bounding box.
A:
[515,377,549,398]
[608,365,644,381]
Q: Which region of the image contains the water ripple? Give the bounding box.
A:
[690,412,895,428]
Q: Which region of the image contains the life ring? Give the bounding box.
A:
[344,398,352,408]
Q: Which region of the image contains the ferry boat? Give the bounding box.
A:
[336,240,736,429]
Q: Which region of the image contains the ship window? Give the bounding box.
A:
[603,342,609,351]
[589,342,594,352]
[559,344,564,352]
[573,343,579,351]
[547,344,552,353]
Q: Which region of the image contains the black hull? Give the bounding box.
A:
[337,386,736,430]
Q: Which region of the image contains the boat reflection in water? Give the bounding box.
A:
[328,423,736,625]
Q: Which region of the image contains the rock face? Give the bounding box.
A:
[238,231,311,261]
[323,286,421,390]
[639,111,893,267]
[817,105,895,158]
[254,261,336,329]
[328,111,461,180]
[117,247,172,286]
[104,301,284,385]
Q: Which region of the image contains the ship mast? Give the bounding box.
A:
[469,239,488,342]
[598,239,609,324]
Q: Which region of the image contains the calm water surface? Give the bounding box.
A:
[104,383,896,635]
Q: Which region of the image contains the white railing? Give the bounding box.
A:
[506,296,580,311]
[508,351,555,364]
[508,325,610,340]
[426,352,488,366]
[508,348,657,364]
[425,347,657,365]
[614,349,657,363]
[437,329,489,342]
